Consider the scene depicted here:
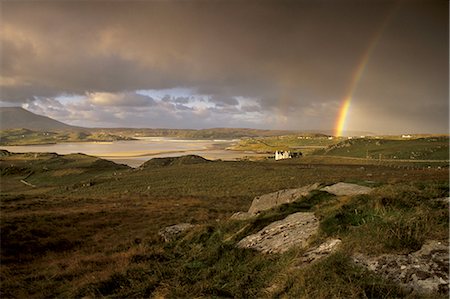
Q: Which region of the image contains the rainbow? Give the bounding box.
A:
[334,46,372,137]
[335,97,351,137]
[334,4,399,137]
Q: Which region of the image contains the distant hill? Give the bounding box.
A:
[98,127,307,139]
[299,129,376,137]
[0,107,79,131]
[140,155,212,169]
[0,107,373,138]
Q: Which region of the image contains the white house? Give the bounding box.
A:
[275,150,291,160]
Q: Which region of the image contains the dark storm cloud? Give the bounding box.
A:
[1,0,448,133]
[0,1,391,100]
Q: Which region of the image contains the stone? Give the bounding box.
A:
[158,223,195,242]
[431,197,450,204]
[297,238,342,265]
[230,211,253,221]
[237,212,319,254]
[248,183,320,215]
[353,240,449,295]
[321,182,373,196]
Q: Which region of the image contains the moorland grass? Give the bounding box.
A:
[1,152,449,298]
[72,182,448,297]
[313,137,449,161]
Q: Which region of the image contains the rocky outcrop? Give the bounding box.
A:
[232,182,372,221]
[158,223,195,242]
[353,240,449,295]
[296,238,342,265]
[237,212,319,253]
[248,183,320,215]
[321,182,373,196]
[230,183,320,221]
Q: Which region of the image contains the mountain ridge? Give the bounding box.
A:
[0,107,80,131]
[0,107,375,137]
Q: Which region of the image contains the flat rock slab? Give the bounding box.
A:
[158,223,195,242]
[248,183,320,215]
[237,212,319,254]
[297,238,342,265]
[321,182,373,196]
[353,240,449,295]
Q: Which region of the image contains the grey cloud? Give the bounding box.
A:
[209,106,240,114]
[24,98,70,119]
[241,105,263,113]
[161,95,191,104]
[161,95,171,102]
[175,104,193,111]
[208,96,239,107]
[174,97,190,104]
[87,92,156,107]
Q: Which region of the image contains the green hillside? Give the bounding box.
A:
[313,137,449,161]
[230,134,337,153]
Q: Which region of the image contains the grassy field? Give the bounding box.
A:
[230,135,449,163]
[230,134,338,154]
[1,150,449,298]
[313,136,449,161]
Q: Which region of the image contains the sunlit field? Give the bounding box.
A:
[1,149,448,297]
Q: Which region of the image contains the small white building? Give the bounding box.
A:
[275,150,291,160]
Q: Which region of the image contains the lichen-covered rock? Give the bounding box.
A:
[353,240,449,295]
[158,223,194,242]
[321,182,373,196]
[237,212,319,253]
[248,183,320,215]
[297,238,342,265]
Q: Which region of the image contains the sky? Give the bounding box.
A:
[0,0,448,134]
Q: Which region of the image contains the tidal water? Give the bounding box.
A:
[1,137,265,167]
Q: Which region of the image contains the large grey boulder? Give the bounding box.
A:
[321,182,373,196]
[230,183,320,221]
[248,183,320,215]
[237,212,319,253]
[353,240,449,295]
